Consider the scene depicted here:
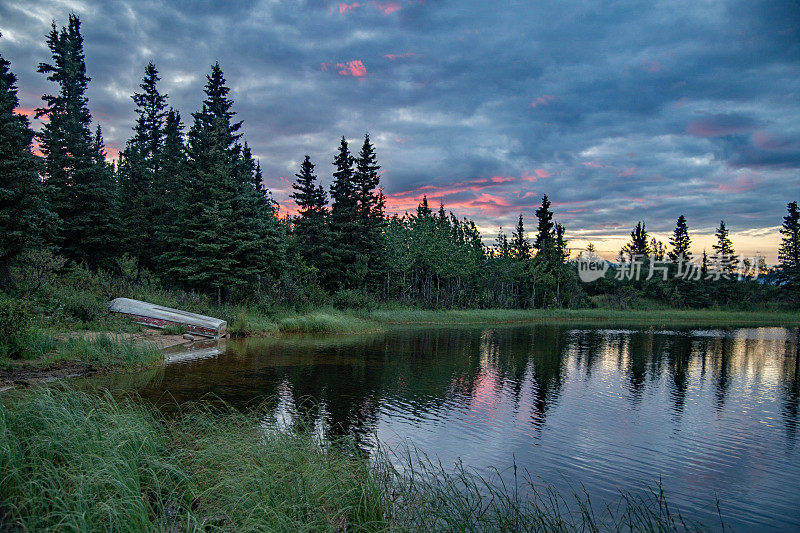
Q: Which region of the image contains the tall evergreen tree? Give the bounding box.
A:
[162,63,282,301]
[353,133,386,288]
[36,15,119,268]
[511,214,532,261]
[417,195,432,218]
[712,220,735,273]
[534,195,554,251]
[118,62,168,270]
[621,222,649,259]
[327,136,359,290]
[0,44,56,287]
[152,108,187,272]
[778,201,800,291]
[669,215,691,261]
[290,155,328,273]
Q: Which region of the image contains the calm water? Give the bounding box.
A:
[92,325,800,531]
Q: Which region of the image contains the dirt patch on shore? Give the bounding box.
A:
[0,361,97,392]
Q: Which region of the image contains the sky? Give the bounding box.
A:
[1,0,798,260]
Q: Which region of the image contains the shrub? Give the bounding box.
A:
[331,289,376,310]
[0,297,34,359]
[57,289,107,323]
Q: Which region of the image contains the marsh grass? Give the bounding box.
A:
[1,387,720,532]
[0,333,162,370]
[277,310,382,334]
[366,307,800,327]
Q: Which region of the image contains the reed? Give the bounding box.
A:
[1,387,720,532]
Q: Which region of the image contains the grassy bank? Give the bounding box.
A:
[0,387,718,532]
[0,334,163,388]
[224,306,800,337]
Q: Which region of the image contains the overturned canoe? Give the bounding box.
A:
[108,298,227,338]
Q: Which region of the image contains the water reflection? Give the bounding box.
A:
[86,324,800,532]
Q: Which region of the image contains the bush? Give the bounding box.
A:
[57,289,107,323]
[0,297,34,359]
[331,289,376,310]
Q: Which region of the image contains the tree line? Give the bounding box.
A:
[1,16,798,309]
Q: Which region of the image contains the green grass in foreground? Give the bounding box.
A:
[0,387,719,532]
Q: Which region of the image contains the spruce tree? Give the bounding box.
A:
[417,195,432,218]
[152,108,187,274]
[37,15,119,269]
[669,215,691,261]
[0,45,57,287]
[162,63,282,300]
[534,194,554,251]
[290,155,328,272]
[778,201,800,291]
[327,137,359,290]
[511,214,532,261]
[621,222,649,259]
[712,220,735,273]
[353,133,386,288]
[118,62,168,271]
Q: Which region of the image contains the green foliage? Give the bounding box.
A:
[290,155,329,282]
[0,43,56,288]
[0,296,33,359]
[277,311,379,333]
[56,288,107,323]
[118,62,169,272]
[37,15,120,270]
[331,289,376,310]
[53,335,162,368]
[162,63,285,301]
[621,221,650,259]
[778,201,800,292]
[669,215,692,261]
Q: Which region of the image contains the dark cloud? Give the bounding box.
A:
[1,0,798,254]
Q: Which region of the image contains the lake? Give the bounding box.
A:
[90,324,800,532]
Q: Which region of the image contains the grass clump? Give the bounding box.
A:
[0,334,162,371]
[277,310,382,334]
[52,335,163,369]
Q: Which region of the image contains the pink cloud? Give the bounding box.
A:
[336,60,367,77]
[373,1,401,14]
[385,52,420,60]
[752,130,800,151]
[641,59,663,72]
[13,107,35,117]
[686,114,757,137]
[529,94,555,108]
[716,173,760,193]
[581,160,604,169]
[617,167,636,177]
[339,2,361,13]
[521,168,553,181]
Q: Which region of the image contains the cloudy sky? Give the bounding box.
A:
[1,0,798,259]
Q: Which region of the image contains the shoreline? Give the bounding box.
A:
[2,307,798,390]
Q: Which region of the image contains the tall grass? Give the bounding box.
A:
[53,335,163,368]
[277,310,382,334]
[366,307,800,326]
[1,334,162,370]
[0,387,720,532]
